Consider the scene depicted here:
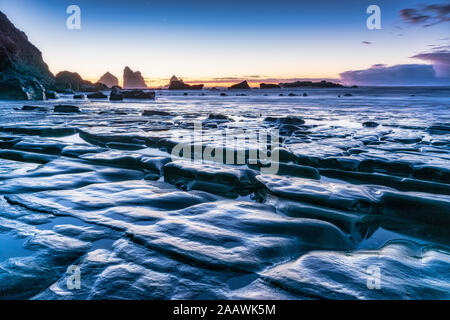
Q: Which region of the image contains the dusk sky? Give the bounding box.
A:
[1,0,449,86]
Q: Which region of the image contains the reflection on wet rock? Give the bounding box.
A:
[0,88,449,299]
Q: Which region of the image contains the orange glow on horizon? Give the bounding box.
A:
[85,77,342,89]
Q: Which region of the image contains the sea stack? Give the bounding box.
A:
[123,66,147,89]
[98,72,119,88]
[229,80,250,89]
[168,75,204,90]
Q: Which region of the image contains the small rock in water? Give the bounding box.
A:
[142,110,171,116]
[303,93,308,96]
[73,94,85,99]
[87,91,107,99]
[122,90,155,99]
[343,93,353,97]
[144,173,160,181]
[220,92,227,96]
[203,122,218,128]
[54,105,80,113]
[109,86,123,101]
[363,121,380,128]
[264,115,305,125]
[45,91,58,99]
[20,105,48,112]
[207,113,232,121]
[21,105,39,111]
[64,88,75,94]
[279,124,301,136]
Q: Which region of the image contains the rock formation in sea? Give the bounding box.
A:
[0,11,54,100]
[168,75,204,90]
[55,71,108,92]
[260,83,280,89]
[279,80,344,88]
[98,72,118,88]
[123,66,147,89]
[55,71,86,91]
[229,80,250,89]
[170,75,179,83]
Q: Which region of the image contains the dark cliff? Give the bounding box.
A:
[0,11,55,99]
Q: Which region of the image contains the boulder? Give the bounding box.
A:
[21,105,38,111]
[109,86,123,101]
[279,124,301,136]
[142,110,171,116]
[207,113,231,121]
[363,121,379,128]
[87,91,107,99]
[122,90,155,99]
[45,90,58,99]
[54,105,80,113]
[229,80,250,89]
[264,116,305,126]
[21,105,47,111]
[80,82,109,92]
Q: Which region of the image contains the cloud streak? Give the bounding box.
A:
[185,77,342,85]
[400,3,450,27]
